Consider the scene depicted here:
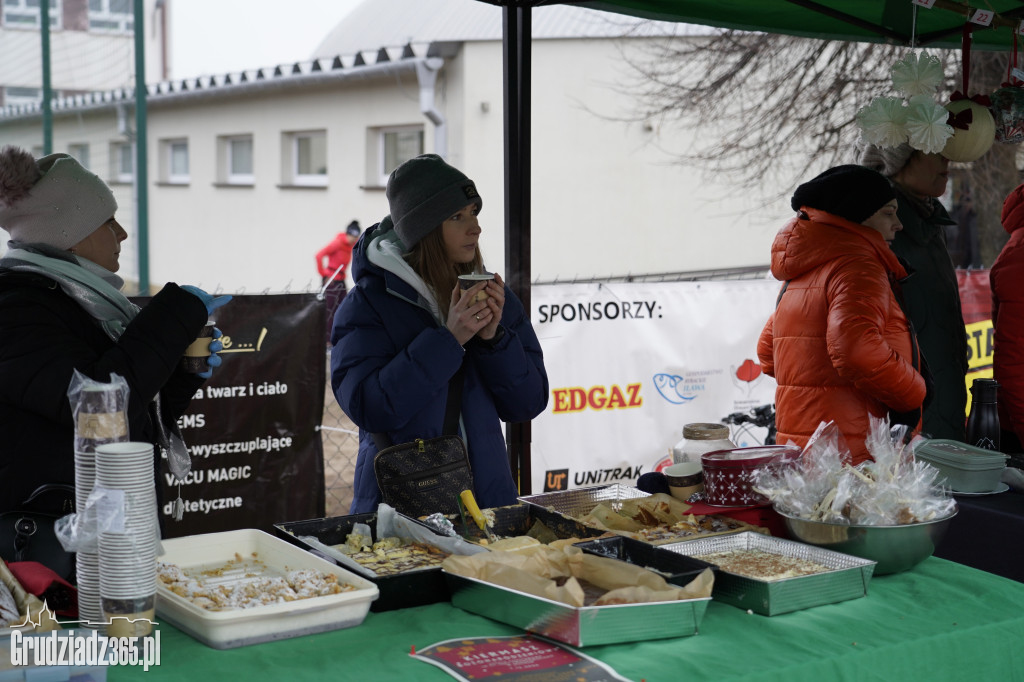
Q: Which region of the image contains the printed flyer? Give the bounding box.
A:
[412,634,632,681]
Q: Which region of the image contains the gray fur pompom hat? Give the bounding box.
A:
[858,141,916,178]
[0,145,118,249]
[386,153,481,250]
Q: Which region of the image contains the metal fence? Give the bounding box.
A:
[316,267,775,517]
[319,354,357,517]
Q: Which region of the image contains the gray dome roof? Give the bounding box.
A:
[312,0,677,57]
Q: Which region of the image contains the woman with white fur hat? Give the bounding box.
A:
[0,146,230,534]
[859,142,968,441]
[330,153,548,514]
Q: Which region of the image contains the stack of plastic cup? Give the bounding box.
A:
[74,448,103,629]
[95,442,159,637]
[73,383,128,631]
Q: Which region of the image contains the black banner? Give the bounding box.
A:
[152,293,326,538]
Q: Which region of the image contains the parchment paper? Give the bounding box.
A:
[442,542,714,608]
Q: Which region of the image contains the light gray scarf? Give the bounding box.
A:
[1,246,138,341]
[1,244,193,485]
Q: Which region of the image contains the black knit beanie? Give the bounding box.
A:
[386,154,482,249]
[790,164,896,224]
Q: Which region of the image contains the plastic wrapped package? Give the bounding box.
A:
[752,416,956,526]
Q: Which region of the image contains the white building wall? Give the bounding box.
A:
[442,38,786,284]
[146,73,428,293]
[2,32,788,294]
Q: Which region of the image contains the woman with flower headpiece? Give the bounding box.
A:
[859,142,968,442]
[758,165,928,464]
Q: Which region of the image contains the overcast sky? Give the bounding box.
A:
[170,0,362,81]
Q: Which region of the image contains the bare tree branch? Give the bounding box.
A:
[614,28,1017,265]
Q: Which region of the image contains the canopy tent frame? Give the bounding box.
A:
[477,0,1024,494]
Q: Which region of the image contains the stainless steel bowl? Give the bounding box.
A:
[777,508,957,575]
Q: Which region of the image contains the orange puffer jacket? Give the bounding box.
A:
[757,208,927,464]
[992,185,1024,445]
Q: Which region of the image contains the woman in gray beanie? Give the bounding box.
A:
[330,153,548,514]
[0,146,230,577]
[860,142,968,441]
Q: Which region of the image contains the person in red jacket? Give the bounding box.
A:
[758,165,927,464]
[316,220,361,344]
[992,184,1024,453]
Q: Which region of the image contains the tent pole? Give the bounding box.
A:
[502,2,533,495]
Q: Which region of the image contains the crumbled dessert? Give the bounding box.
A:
[694,549,832,581]
[157,554,355,611]
[636,515,754,544]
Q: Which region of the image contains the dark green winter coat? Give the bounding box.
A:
[890,185,969,441]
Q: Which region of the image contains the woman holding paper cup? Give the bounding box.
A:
[331,153,549,514]
[0,145,230,519]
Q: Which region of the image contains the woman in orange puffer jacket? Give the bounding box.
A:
[992,184,1024,451]
[758,165,928,464]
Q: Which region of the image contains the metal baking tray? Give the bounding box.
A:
[573,535,716,586]
[275,512,452,613]
[519,484,650,519]
[444,571,711,647]
[518,484,761,545]
[662,531,876,616]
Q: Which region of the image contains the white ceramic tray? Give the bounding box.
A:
[156,529,378,649]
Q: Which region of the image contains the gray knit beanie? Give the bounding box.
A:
[858,141,916,178]
[386,153,482,250]
[0,146,117,249]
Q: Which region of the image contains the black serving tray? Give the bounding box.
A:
[416,503,607,546]
[573,535,717,587]
[274,512,449,613]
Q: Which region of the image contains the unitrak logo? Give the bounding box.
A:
[543,469,569,492]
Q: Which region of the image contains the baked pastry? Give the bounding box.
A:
[694,549,831,581]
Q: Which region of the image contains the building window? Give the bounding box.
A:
[112,142,133,183]
[68,143,90,169]
[284,130,326,186]
[3,86,41,107]
[3,0,61,28]
[218,135,253,185]
[159,138,189,184]
[87,0,132,32]
[378,127,423,185]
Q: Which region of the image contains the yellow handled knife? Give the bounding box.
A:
[460,489,497,543]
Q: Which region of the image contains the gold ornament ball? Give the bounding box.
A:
[941,99,996,162]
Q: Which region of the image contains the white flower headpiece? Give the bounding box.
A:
[856,52,953,154]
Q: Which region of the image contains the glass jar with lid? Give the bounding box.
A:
[672,423,736,464]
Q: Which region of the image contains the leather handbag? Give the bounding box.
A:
[372,366,473,517]
[0,484,76,583]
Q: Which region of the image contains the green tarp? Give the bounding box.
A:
[580,0,1024,50]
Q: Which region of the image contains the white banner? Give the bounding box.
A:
[530,280,781,493]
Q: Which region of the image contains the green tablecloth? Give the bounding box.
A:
[109,557,1024,681]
